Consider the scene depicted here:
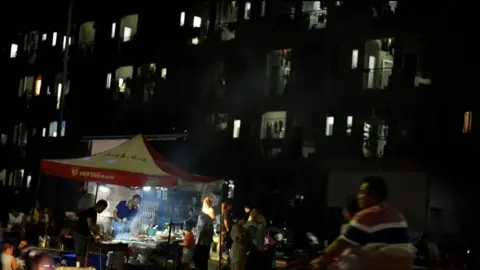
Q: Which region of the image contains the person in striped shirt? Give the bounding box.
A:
[311,176,415,270]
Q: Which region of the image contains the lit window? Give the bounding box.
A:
[0,134,7,147]
[106,73,112,89]
[115,66,133,91]
[42,33,47,41]
[161,68,167,79]
[111,23,116,38]
[180,12,185,26]
[123,27,132,42]
[193,16,202,28]
[61,120,66,137]
[260,111,286,139]
[233,120,241,138]
[388,1,397,12]
[261,1,266,17]
[52,32,57,46]
[118,78,125,92]
[18,76,34,97]
[49,121,58,137]
[351,49,358,69]
[325,116,334,136]
[367,56,376,88]
[63,36,67,49]
[192,38,199,45]
[10,44,18,58]
[42,128,46,137]
[56,83,62,109]
[26,174,32,188]
[463,111,473,133]
[34,76,42,96]
[245,2,251,19]
[346,116,353,135]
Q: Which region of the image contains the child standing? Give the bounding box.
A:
[181,222,195,269]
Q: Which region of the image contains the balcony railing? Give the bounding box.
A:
[302,10,327,30]
[414,76,431,87]
[363,67,393,90]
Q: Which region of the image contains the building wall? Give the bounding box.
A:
[429,176,469,235]
[0,1,476,224]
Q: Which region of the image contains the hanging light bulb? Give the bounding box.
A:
[99,185,110,193]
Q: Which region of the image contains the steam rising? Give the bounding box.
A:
[113,216,142,240]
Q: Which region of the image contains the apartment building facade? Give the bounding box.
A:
[0,0,476,233]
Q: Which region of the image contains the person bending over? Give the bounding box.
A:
[74,200,108,267]
[113,194,142,236]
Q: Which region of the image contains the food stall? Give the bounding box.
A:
[38,134,225,269]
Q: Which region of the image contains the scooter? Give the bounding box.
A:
[264,232,279,269]
[284,233,328,270]
[267,226,293,254]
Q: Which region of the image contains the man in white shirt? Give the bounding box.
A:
[194,205,213,270]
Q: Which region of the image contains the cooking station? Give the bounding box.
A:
[39,232,184,269]
[37,135,228,269]
[97,229,185,268]
[104,233,183,250]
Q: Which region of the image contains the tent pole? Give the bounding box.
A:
[219,181,225,270]
[167,186,175,243]
[94,183,99,202]
[201,184,207,201]
[31,173,43,218]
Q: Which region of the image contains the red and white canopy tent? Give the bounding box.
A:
[39,134,224,192]
[39,134,226,267]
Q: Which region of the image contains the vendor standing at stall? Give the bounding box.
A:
[113,194,142,237]
[202,197,215,220]
[74,200,108,267]
[194,204,214,270]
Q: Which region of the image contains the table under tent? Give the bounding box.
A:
[38,134,225,269]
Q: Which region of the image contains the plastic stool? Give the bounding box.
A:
[62,253,76,259]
